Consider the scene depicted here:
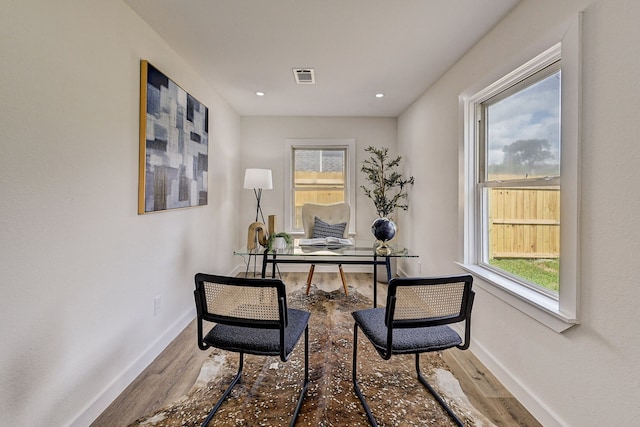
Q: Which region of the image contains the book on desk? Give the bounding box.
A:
[298,237,354,247]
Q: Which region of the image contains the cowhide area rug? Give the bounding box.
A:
[130,288,495,427]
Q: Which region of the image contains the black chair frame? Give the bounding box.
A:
[352,275,475,427]
[194,273,309,427]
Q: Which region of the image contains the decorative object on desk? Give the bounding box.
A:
[130,287,488,427]
[360,146,414,218]
[245,222,270,277]
[267,231,292,252]
[360,146,414,255]
[246,222,269,251]
[268,214,277,236]
[273,237,286,250]
[138,60,208,214]
[371,217,397,255]
[243,168,272,223]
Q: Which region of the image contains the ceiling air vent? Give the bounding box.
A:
[293,68,315,84]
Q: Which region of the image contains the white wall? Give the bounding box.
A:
[398,0,640,425]
[0,1,241,425]
[4,0,638,425]
[238,116,398,244]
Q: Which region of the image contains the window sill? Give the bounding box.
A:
[457,263,577,333]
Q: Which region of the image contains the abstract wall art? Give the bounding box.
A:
[138,60,209,214]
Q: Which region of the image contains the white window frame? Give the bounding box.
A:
[284,139,356,235]
[459,16,581,333]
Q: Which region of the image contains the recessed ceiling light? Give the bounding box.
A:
[375,93,384,98]
[256,91,265,96]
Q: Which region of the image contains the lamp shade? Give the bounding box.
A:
[243,168,273,190]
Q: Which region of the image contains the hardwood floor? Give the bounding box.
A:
[91,273,541,427]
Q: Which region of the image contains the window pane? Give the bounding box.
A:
[483,186,560,294]
[292,148,346,229]
[486,71,561,181]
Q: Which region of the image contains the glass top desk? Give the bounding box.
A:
[234,239,417,307]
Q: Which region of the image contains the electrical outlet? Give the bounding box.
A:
[154,295,162,316]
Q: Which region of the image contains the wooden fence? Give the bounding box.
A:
[489,187,560,258]
[293,171,345,229]
[292,173,560,259]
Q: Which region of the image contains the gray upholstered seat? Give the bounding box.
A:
[194,273,310,427]
[204,308,310,356]
[351,275,474,427]
[352,308,462,354]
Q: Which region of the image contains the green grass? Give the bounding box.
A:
[489,258,559,293]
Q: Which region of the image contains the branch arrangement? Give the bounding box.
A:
[360,146,414,218]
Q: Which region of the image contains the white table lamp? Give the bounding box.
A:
[243,168,272,223]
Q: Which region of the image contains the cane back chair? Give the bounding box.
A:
[351,274,475,426]
[194,273,310,427]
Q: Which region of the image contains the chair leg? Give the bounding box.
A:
[202,342,309,427]
[415,353,464,427]
[352,335,464,426]
[289,325,310,427]
[305,265,316,295]
[352,324,378,426]
[201,352,245,427]
[339,264,348,295]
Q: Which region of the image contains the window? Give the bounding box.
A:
[461,22,581,333]
[480,62,561,296]
[284,139,356,234]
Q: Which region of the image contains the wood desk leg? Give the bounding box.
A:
[305,265,316,295]
[339,264,348,295]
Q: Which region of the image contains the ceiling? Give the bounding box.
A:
[124,0,520,117]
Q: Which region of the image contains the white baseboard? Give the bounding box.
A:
[396,264,408,277]
[73,264,407,425]
[69,307,195,427]
[469,340,566,427]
